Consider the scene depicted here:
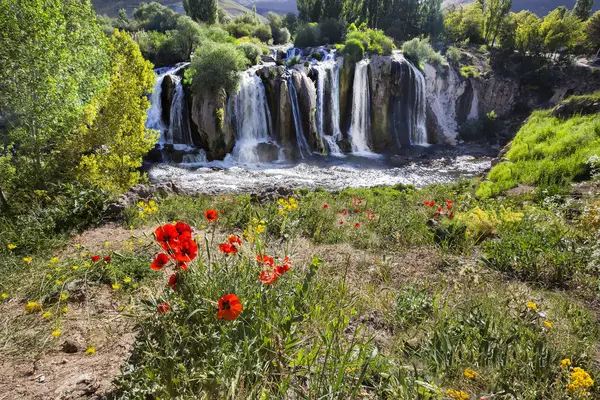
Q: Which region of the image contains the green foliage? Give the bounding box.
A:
[132,1,179,32]
[341,38,365,63]
[317,18,346,44]
[267,12,291,45]
[225,13,273,44]
[0,0,110,196]
[76,30,157,193]
[460,65,480,78]
[573,0,595,21]
[446,45,461,65]
[185,41,247,96]
[514,10,543,56]
[346,28,395,56]
[585,11,600,52]
[444,3,485,44]
[183,0,218,24]
[294,23,320,47]
[402,37,446,67]
[478,93,600,198]
[540,7,584,55]
[237,42,262,65]
[481,0,512,45]
[253,24,273,43]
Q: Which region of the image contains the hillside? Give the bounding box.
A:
[92,0,296,18]
[443,0,600,16]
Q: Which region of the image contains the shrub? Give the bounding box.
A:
[318,18,346,44]
[446,46,461,65]
[295,23,319,47]
[185,41,247,96]
[253,24,272,43]
[237,42,262,66]
[341,38,365,63]
[346,29,395,56]
[402,37,447,67]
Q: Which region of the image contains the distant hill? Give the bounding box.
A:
[443,0,600,16]
[91,0,297,18]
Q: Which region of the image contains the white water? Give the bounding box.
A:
[405,57,428,145]
[167,74,193,145]
[146,67,171,138]
[349,60,373,154]
[229,70,275,164]
[288,77,312,158]
[468,86,479,120]
[315,61,344,156]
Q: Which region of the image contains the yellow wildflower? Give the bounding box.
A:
[60,293,69,301]
[561,359,572,369]
[526,301,537,311]
[50,257,59,264]
[104,241,110,248]
[543,320,553,330]
[252,218,259,224]
[278,209,285,216]
[7,244,16,250]
[46,274,52,279]
[117,306,124,312]
[463,368,477,380]
[138,211,145,219]
[24,301,42,313]
[61,307,68,313]
[132,283,138,289]
[75,244,81,249]
[71,265,78,271]
[23,257,32,263]
[129,225,134,230]
[123,277,132,284]
[1,293,8,300]
[567,367,594,394]
[42,311,52,319]
[56,280,63,285]
[85,347,96,356]
[112,283,121,290]
[446,389,469,400]
[51,329,62,337]
[256,225,265,233]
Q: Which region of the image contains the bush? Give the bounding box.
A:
[295,23,319,47]
[185,41,247,96]
[318,18,346,44]
[253,24,272,43]
[346,29,395,56]
[460,65,480,79]
[237,42,262,66]
[276,27,291,44]
[341,38,365,63]
[446,46,461,65]
[402,37,446,67]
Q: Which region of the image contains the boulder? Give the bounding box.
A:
[189,89,235,161]
[551,96,600,119]
[369,56,393,152]
[276,79,297,157]
[339,57,355,135]
[161,74,175,125]
[256,142,280,163]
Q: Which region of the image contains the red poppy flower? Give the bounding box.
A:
[433,212,440,217]
[168,274,178,290]
[437,207,443,213]
[446,200,452,205]
[366,211,376,221]
[341,209,347,216]
[176,261,188,271]
[338,220,344,225]
[228,235,242,246]
[259,268,279,285]
[103,255,111,263]
[323,204,329,210]
[151,253,170,271]
[204,209,219,223]
[155,224,178,250]
[175,221,192,236]
[257,254,274,266]
[275,256,292,275]
[355,223,360,228]
[423,200,430,206]
[217,294,243,321]
[91,255,101,262]
[221,197,226,201]
[219,243,238,255]
[355,208,360,213]
[447,204,453,210]
[173,238,198,263]
[449,212,455,219]
[157,302,170,314]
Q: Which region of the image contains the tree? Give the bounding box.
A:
[540,7,584,56]
[443,3,485,43]
[420,0,444,39]
[0,0,109,196]
[514,10,543,56]
[185,42,247,96]
[322,0,343,20]
[175,16,206,60]
[585,11,600,52]
[76,30,157,193]
[184,0,219,24]
[573,0,596,21]
[481,0,512,45]
[133,1,180,32]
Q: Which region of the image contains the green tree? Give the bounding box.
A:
[133,1,180,32]
[514,10,543,55]
[0,0,109,196]
[420,0,444,39]
[175,16,206,60]
[540,7,584,56]
[76,30,157,193]
[322,0,343,20]
[444,3,485,43]
[183,0,219,24]
[185,42,247,96]
[585,11,600,53]
[573,0,596,21]
[481,0,512,45]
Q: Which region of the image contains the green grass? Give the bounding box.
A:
[478,93,600,198]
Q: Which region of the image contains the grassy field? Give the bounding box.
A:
[1,180,599,398]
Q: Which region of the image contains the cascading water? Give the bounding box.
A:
[314,61,343,156]
[390,54,428,147]
[146,67,172,137]
[348,59,372,154]
[229,70,275,164]
[288,77,312,159]
[167,74,194,145]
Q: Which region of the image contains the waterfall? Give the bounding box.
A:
[230,70,274,163]
[314,61,343,156]
[146,68,171,139]
[349,60,372,154]
[289,77,312,159]
[167,74,193,145]
[390,55,428,147]
[424,64,464,145]
[467,87,479,120]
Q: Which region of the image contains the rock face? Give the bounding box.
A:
[291,68,323,153]
[160,74,175,126]
[189,89,234,161]
[369,56,393,152]
[276,78,297,158]
[338,57,354,135]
